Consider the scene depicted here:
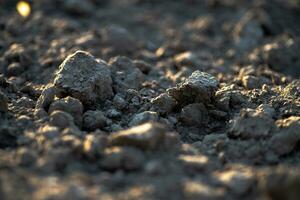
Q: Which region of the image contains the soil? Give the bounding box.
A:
[0,0,300,199]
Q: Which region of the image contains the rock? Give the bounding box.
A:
[263,36,300,77]
[215,85,246,111]
[7,62,24,76]
[180,103,209,126]
[16,115,32,126]
[257,104,276,118]
[48,96,83,126]
[82,110,107,131]
[16,96,35,108]
[174,51,210,70]
[54,51,113,105]
[82,134,108,159]
[102,25,137,53]
[263,168,300,200]
[179,154,210,171]
[233,12,263,53]
[151,93,177,115]
[174,51,199,67]
[34,108,48,120]
[216,169,255,195]
[270,116,300,156]
[229,107,275,139]
[109,56,144,93]
[183,179,225,200]
[17,148,37,166]
[0,91,8,112]
[167,70,219,106]
[63,0,93,16]
[49,110,75,129]
[3,43,31,66]
[133,60,152,74]
[106,108,121,118]
[100,146,145,171]
[113,94,127,110]
[35,85,57,110]
[108,122,171,150]
[38,125,61,139]
[242,75,263,89]
[62,185,89,200]
[129,111,159,127]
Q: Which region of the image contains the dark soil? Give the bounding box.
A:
[0,0,300,199]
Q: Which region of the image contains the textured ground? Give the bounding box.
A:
[0,0,300,199]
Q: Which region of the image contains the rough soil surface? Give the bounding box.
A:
[0,0,300,199]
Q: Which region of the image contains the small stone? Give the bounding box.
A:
[179,154,210,171]
[174,51,210,69]
[144,160,164,175]
[181,103,209,126]
[183,180,225,200]
[270,116,300,156]
[229,108,275,139]
[16,115,31,126]
[242,75,263,89]
[34,108,48,120]
[54,51,113,105]
[82,110,107,131]
[216,169,255,195]
[7,62,24,76]
[167,70,219,105]
[38,125,61,139]
[133,60,152,74]
[62,185,89,200]
[35,84,57,110]
[263,168,300,200]
[17,148,37,167]
[151,93,177,115]
[63,0,93,16]
[48,96,83,126]
[49,110,75,129]
[129,111,159,127]
[83,134,108,159]
[109,56,144,93]
[100,146,145,171]
[0,91,8,112]
[113,94,127,110]
[108,122,168,151]
[106,108,121,118]
[3,43,31,66]
[109,124,121,132]
[102,25,136,53]
[16,96,35,108]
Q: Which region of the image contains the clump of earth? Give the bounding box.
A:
[0,0,300,199]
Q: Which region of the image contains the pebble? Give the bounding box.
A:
[151,93,177,115]
[49,110,75,129]
[129,111,159,127]
[270,116,300,156]
[167,70,219,105]
[109,56,144,93]
[229,108,275,139]
[54,51,114,105]
[109,122,168,151]
[242,75,263,89]
[35,84,57,110]
[82,110,107,131]
[0,91,8,112]
[7,62,24,76]
[48,96,83,126]
[100,146,145,171]
[181,103,209,126]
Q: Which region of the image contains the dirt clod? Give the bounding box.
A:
[54,51,114,105]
